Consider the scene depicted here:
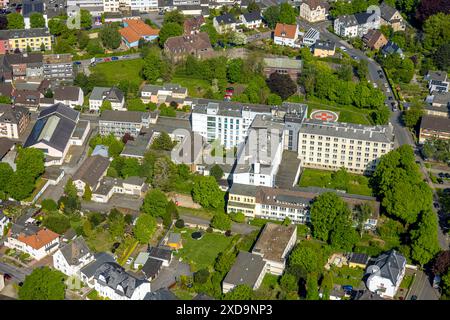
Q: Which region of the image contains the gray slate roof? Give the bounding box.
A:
[59,236,92,266]
[379,2,398,21]
[368,250,406,285]
[73,155,110,187]
[223,251,267,288]
[141,257,163,279]
[80,252,115,279]
[94,262,148,299]
[215,13,237,25]
[143,288,178,300]
[0,104,29,125]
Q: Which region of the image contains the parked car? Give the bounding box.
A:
[410,295,418,300]
[439,173,445,178]
[445,173,450,179]
[104,57,111,62]
[111,56,119,61]
[437,178,444,184]
[434,202,441,208]
[3,274,11,280]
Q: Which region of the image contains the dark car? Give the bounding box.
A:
[438,178,444,184]
[439,173,445,178]
[388,96,393,101]
[410,295,418,300]
[445,173,450,179]
[3,274,12,280]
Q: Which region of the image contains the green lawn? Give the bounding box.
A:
[175,228,233,271]
[400,274,414,290]
[90,59,144,86]
[85,228,115,253]
[299,168,373,196]
[171,76,212,98]
[330,266,364,288]
[177,206,215,220]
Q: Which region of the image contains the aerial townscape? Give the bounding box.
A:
[0,0,449,304]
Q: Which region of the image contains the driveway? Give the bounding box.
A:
[81,194,143,214]
[150,258,192,291]
[405,269,440,300]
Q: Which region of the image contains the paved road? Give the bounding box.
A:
[180,213,259,235]
[406,269,440,300]
[0,262,31,283]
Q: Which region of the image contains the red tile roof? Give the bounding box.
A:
[17,228,59,250]
[274,23,297,39]
[119,19,159,44]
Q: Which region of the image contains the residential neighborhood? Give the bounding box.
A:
[0,0,448,306]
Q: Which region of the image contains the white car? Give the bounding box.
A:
[373,83,378,88]
[126,257,133,265]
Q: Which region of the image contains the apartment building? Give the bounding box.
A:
[0,105,31,139]
[66,0,104,15]
[103,0,120,12]
[419,115,450,143]
[99,110,151,137]
[43,54,73,81]
[0,28,52,53]
[334,12,380,38]
[299,0,328,23]
[298,120,394,174]
[89,86,125,112]
[2,52,43,81]
[164,32,213,63]
[313,40,336,57]
[130,0,158,11]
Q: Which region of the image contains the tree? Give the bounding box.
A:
[267,93,282,106]
[434,43,450,71]
[175,219,185,228]
[41,199,58,212]
[200,23,219,45]
[194,269,210,284]
[227,58,244,83]
[0,163,13,194]
[30,13,45,28]
[230,212,245,223]
[80,9,92,29]
[306,273,320,300]
[100,100,112,112]
[288,244,324,276]
[403,102,424,128]
[158,22,183,47]
[142,49,170,83]
[6,172,35,200]
[262,5,280,29]
[108,208,125,240]
[432,251,450,275]
[7,13,25,29]
[83,184,92,201]
[230,31,247,45]
[223,284,253,300]
[100,24,121,49]
[211,212,232,231]
[247,1,261,13]
[48,17,67,36]
[410,209,441,266]
[278,3,297,24]
[209,164,224,182]
[166,200,179,219]
[86,39,104,55]
[43,213,71,234]
[422,13,450,51]
[0,15,7,30]
[54,38,72,54]
[337,64,353,81]
[355,203,372,237]
[163,9,185,26]
[142,189,168,217]
[356,60,369,81]
[192,176,225,209]
[267,72,297,100]
[416,0,450,24]
[151,132,175,151]
[64,178,78,198]
[88,212,106,227]
[280,273,298,292]
[134,214,157,244]
[19,267,66,300]
[0,95,11,104]
[16,147,45,180]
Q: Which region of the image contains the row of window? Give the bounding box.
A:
[302,134,388,147]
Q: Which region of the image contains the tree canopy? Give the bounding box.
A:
[142,189,169,217]
[134,214,157,244]
[19,267,66,300]
[192,176,225,209]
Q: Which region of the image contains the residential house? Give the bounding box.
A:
[53,236,95,277]
[93,262,151,300]
[213,13,237,34]
[91,176,146,203]
[334,12,380,38]
[362,29,388,50]
[313,40,336,57]
[133,252,150,269]
[273,23,299,48]
[0,28,52,53]
[419,115,450,143]
[23,103,89,166]
[365,250,406,299]
[251,223,297,275]
[165,232,182,250]
[354,12,381,37]
[140,83,189,106]
[119,19,159,48]
[43,54,73,81]
[425,71,449,94]
[222,251,267,293]
[140,257,163,281]
[299,0,328,23]
[5,222,60,260]
[147,246,172,267]
[379,1,406,32]
[80,252,116,288]
[0,210,10,237]
[53,86,84,108]
[89,86,125,112]
[164,32,214,63]
[144,288,179,300]
[302,27,320,47]
[381,40,404,59]
[263,57,302,82]
[239,11,262,30]
[12,90,42,111]
[120,131,153,162]
[183,16,205,35]
[2,53,44,81]
[73,155,110,195]
[98,110,151,137]
[425,92,450,117]
[0,104,31,139]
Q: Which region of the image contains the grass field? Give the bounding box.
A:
[177,206,216,220]
[330,265,364,288]
[90,59,144,86]
[176,228,233,271]
[299,168,373,196]
[171,76,212,98]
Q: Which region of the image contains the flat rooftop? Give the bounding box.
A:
[252,223,296,263]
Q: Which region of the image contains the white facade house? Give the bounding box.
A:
[334,12,380,38]
[274,23,300,48]
[0,211,10,237]
[299,0,328,23]
[213,13,237,34]
[103,0,120,12]
[94,262,151,300]
[239,12,262,29]
[92,176,146,203]
[53,86,84,108]
[53,237,95,277]
[89,87,125,112]
[366,250,406,299]
[5,226,60,261]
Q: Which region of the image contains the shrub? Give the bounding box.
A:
[175,219,185,228]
